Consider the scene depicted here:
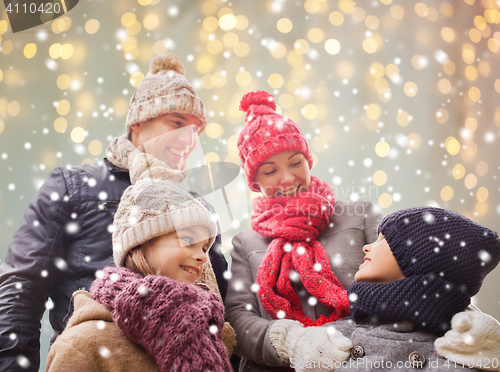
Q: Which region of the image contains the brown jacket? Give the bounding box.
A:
[46,290,159,372]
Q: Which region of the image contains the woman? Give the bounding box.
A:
[224,91,381,372]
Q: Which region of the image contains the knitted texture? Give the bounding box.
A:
[237,90,313,192]
[90,267,232,372]
[253,176,350,327]
[348,275,470,336]
[269,319,352,370]
[126,53,206,133]
[106,133,190,185]
[112,178,216,267]
[378,207,500,297]
[197,257,237,357]
[349,207,500,336]
[435,310,500,370]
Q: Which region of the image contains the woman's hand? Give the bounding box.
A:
[435,310,500,371]
[269,319,352,372]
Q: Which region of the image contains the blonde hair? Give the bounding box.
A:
[124,245,158,276]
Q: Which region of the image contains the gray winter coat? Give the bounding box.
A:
[321,317,481,372]
[225,201,382,372]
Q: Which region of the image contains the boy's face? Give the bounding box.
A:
[142,225,211,285]
[354,233,405,284]
[130,113,201,170]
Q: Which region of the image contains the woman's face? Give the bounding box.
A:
[254,151,311,198]
[142,225,211,284]
[354,233,405,284]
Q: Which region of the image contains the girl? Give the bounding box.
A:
[47,174,234,372]
[225,90,500,372]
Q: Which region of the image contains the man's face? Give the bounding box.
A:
[130,113,201,170]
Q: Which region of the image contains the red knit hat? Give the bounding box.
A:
[237,90,313,192]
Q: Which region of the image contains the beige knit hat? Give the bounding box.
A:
[112,178,217,267]
[126,53,207,133]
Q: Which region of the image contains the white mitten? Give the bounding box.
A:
[435,310,500,371]
[269,320,352,372]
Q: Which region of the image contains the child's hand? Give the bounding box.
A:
[435,310,500,371]
[269,320,352,372]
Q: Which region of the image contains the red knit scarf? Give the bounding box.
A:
[253,176,350,327]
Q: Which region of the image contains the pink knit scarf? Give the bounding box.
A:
[91,267,232,372]
[253,175,350,327]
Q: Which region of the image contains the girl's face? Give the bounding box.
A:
[354,233,405,284]
[142,225,211,284]
[254,151,311,198]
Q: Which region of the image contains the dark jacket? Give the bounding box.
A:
[0,159,228,372]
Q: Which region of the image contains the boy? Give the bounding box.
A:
[273,207,500,371]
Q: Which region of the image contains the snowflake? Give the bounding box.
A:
[332,253,343,267]
[65,222,79,234]
[17,355,30,369]
[54,258,68,271]
[137,284,151,297]
[423,212,435,223]
[478,250,492,263]
[326,325,337,335]
[251,283,260,292]
[288,270,300,283]
[308,297,318,306]
[99,346,111,358]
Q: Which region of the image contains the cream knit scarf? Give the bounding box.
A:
[105,133,189,189]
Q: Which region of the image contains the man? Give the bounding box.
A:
[0,53,228,371]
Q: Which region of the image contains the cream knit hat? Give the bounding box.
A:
[126,53,207,133]
[112,178,217,267]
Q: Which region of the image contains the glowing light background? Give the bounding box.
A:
[1,0,500,370]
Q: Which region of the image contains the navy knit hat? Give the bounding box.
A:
[378,207,500,297]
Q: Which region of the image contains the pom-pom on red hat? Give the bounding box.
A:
[237,90,313,192]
